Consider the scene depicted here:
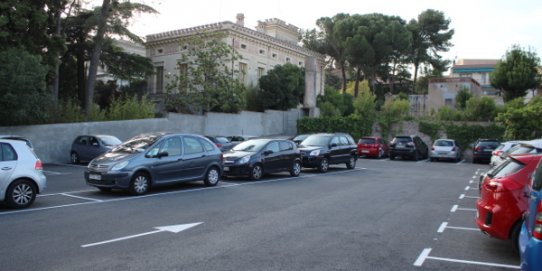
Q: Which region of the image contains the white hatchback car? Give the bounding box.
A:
[430,138,462,162]
[0,139,47,208]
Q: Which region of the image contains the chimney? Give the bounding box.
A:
[236,13,245,27]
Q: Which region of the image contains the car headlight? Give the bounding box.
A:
[238,156,251,164]
[111,161,129,171]
[309,149,320,156]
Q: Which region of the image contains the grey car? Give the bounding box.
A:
[0,139,47,208]
[71,135,122,164]
[84,132,223,195]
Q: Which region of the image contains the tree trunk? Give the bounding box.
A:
[389,61,397,94]
[354,67,362,98]
[412,63,419,94]
[49,8,63,105]
[340,61,347,93]
[77,50,86,107]
[85,0,112,119]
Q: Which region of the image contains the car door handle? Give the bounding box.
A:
[2,167,12,170]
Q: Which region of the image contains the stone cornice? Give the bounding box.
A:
[145,21,324,60]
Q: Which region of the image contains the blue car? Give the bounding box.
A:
[519,158,542,270]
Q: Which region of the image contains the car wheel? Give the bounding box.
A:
[346,155,356,169]
[511,220,522,252]
[6,179,37,209]
[250,164,263,180]
[204,167,220,186]
[290,160,301,177]
[318,158,329,173]
[129,172,150,195]
[70,152,80,164]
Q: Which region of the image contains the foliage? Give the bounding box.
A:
[408,9,454,93]
[490,45,541,102]
[443,123,505,150]
[436,107,462,121]
[297,115,373,141]
[106,95,155,120]
[378,99,410,138]
[259,63,305,110]
[245,84,264,112]
[455,87,472,110]
[418,120,441,141]
[496,96,542,140]
[318,86,354,117]
[165,32,246,114]
[464,96,497,121]
[0,48,52,125]
[353,87,377,122]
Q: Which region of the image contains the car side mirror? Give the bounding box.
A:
[156,151,169,158]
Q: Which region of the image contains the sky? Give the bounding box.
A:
[92,0,542,62]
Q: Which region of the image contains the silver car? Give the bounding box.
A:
[0,139,47,208]
[430,139,462,162]
[85,132,223,195]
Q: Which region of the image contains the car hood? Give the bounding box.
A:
[223,151,253,161]
[92,151,135,163]
[298,146,325,152]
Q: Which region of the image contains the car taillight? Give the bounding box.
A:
[35,159,43,170]
[533,202,542,239]
[485,181,502,192]
[216,143,222,148]
[407,142,414,147]
[474,147,481,151]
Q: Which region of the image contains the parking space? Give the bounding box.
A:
[413,167,521,270]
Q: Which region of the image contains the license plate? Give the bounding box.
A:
[362,150,370,153]
[89,174,101,180]
[223,167,229,172]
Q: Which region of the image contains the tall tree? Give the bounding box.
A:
[490,45,541,102]
[303,13,350,92]
[408,9,454,93]
[259,64,305,110]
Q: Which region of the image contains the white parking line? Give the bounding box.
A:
[463,195,480,199]
[0,168,364,216]
[450,205,458,212]
[457,207,476,212]
[459,194,465,199]
[38,189,98,197]
[60,193,103,202]
[446,225,479,231]
[414,248,520,269]
[465,186,470,191]
[437,222,448,233]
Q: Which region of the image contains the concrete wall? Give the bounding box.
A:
[0,109,302,164]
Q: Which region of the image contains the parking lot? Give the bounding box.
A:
[0,158,521,270]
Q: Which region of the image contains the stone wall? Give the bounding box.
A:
[0,109,302,163]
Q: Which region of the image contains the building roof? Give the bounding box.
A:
[145,20,323,59]
[451,59,498,74]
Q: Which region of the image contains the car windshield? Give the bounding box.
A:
[112,135,160,153]
[293,134,309,141]
[491,158,524,179]
[97,135,122,146]
[435,140,453,147]
[300,135,332,147]
[215,137,230,144]
[359,138,375,144]
[232,139,268,152]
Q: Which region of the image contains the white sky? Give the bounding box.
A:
[93,0,542,61]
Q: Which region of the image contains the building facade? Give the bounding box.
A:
[450,59,499,95]
[144,14,325,115]
[427,77,484,112]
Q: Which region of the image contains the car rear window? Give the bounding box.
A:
[435,140,453,147]
[492,158,525,179]
[394,137,412,144]
[478,141,499,148]
[359,138,375,144]
[510,145,537,155]
[532,159,542,191]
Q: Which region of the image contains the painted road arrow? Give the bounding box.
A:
[81,222,203,248]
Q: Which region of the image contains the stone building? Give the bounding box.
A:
[144,14,325,116]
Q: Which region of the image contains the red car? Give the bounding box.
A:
[357,136,388,159]
[476,154,542,249]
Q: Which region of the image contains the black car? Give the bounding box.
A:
[85,132,223,195]
[472,139,500,164]
[223,138,302,180]
[298,133,358,173]
[389,135,428,161]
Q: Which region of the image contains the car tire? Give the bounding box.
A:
[318,158,329,173]
[70,152,80,164]
[290,160,301,177]
[346,155,356,169]
[511,220,522,253]
[6,179,37,209]
[250,164,263,180]
[204,167,220,186]
[129,172,150,195]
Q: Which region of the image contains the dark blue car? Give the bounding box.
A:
[519,158,542,270]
